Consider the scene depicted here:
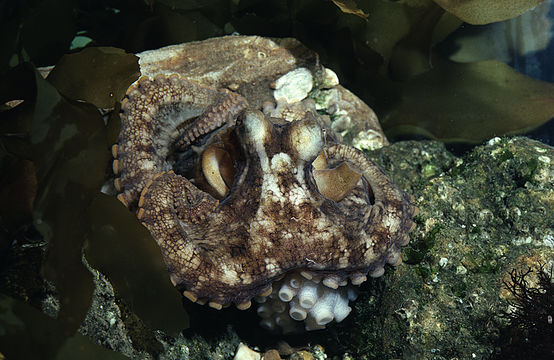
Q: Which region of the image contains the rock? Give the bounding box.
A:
[289,350,314,360]
[262,349,282,360]
[234,343,261,360]
[330,136,554,359]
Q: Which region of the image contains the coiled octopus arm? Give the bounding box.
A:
[112,74,247,210]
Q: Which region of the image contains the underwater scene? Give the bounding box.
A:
[1,1,553,359]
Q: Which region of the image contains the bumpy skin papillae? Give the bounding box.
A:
[324,144,417,265]
[133,104,417,308]
[113,74,246,209]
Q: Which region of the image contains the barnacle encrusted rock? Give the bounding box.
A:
[112,35,416,331]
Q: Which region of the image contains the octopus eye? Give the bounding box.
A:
[313,152,362,202]
[201,145,236,199]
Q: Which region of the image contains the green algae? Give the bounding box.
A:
[404,224,441,265]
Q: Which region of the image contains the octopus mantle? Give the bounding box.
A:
[112,35,417,313]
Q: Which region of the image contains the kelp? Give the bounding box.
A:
[381,59,554,143]
[329,0,368,20]
[431,0,544,25]
[0,293,127,359]
[339,0,544,25]
[1,64,105,335]
[325,0,554,143]
[342,0,440,68]
[0,0,77,71]
[388,5,445,80]
[0,48,185,356]
[85,194,189,335]
[0,156,37,235]
[47,47,140,108]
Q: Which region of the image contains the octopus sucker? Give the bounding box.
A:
[183,290,198,302]
[195,298,207,306]
[399,233,411,247]
[113,35,416,332]
[208,301,223,310]
[136,208,145,220]
[114,178,122,192]
[300,271,313,280]
[391,257,403,267]
[386,250,402,266]
[369,267,385,278]
[112,159,120,175]
[116,193,129,208]
[111,144,118,158]
[349,272,368,286]
[236,300,252,310]
[258,285,273,297]
[322,274,343,290]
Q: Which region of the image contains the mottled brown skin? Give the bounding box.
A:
[113,74,246,210]
[114,73,416,309]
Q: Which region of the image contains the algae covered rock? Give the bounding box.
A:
[331,136,553,359]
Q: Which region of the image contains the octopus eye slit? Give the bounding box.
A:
[364,177,376,205]
[116,193,129,208]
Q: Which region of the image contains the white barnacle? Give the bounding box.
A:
[273,67,313,104]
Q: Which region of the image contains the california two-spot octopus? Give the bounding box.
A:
[112,35,417,333]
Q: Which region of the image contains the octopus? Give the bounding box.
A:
[112,36,417,332]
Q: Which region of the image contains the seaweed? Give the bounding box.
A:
[432,0,544,25]
[0,54,185,358]
[0,293,128,359]
[493,264,554,359]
